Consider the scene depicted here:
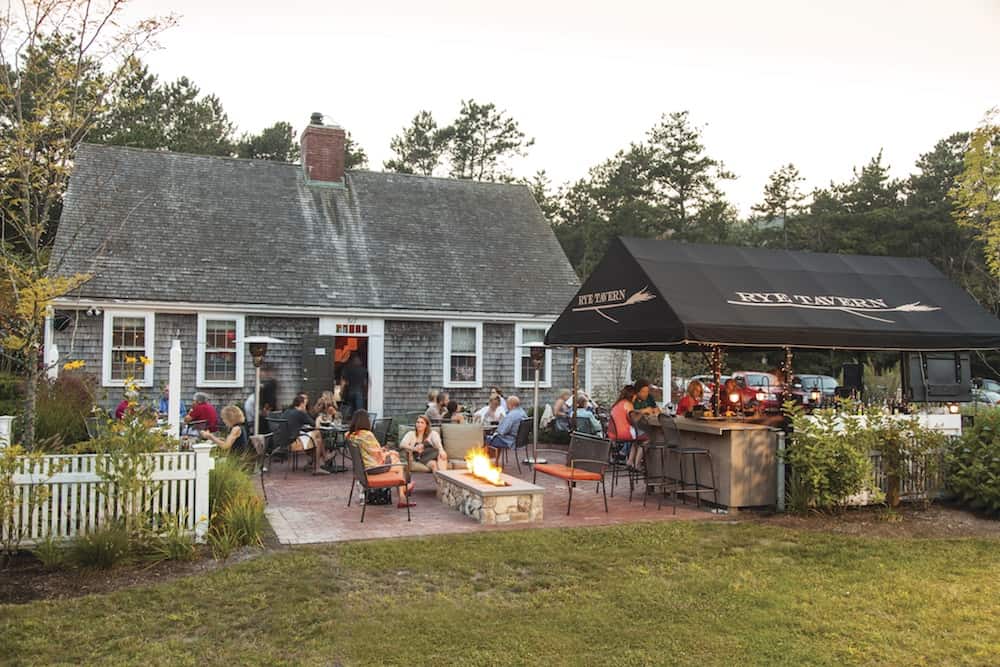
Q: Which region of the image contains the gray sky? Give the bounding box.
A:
[126,0,999,214]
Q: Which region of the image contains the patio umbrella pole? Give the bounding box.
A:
[254,365,261,436]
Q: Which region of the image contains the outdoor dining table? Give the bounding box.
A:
[318,423,350,473]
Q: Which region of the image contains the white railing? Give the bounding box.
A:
[6,444,214,545]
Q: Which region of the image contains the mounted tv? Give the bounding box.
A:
[902,351,971,403]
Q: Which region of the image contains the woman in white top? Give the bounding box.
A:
[474,395,505,424]
[399,415,448,471]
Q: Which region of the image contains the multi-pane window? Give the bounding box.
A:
[110,317,147,381]
[102,311,154,386]
[515,323,552,388]
[204,319,237,382]
[443,322,482,387]
[197,314,245,387]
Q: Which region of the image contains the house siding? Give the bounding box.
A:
[382,320,580,417]
[53,310,317,411]
[52,311,580,419]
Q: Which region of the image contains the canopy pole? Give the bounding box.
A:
[711,346,723,415]
[571,347,579,427]
[782,346,794,404]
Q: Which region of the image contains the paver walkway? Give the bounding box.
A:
[263,453,717,544]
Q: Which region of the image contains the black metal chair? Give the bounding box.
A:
[346,438,411,523]
[534,433,611,514]
[574,415,601,436]
[264,416,298,477]
[372,418,393,448]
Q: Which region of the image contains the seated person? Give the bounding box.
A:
[609,385,649,469]
[489,386,509,415]
[633,379,661,415]
[156,386,186,419]
[486,396,526,458]
[444,399,466,423]
[425,391,448,422]
[574,396,603,434]
[184,392,218,435]
[115,389,139,420]
[283,393,328,475]
[474,396,505,424]
[426,389,438,414]
[200,405,251,456]
[312,390,339,426]
[676,380,705,416]
[553,390,572,418]
[718,378,745,415]
[350,409,414,507]
[399,415,447,472]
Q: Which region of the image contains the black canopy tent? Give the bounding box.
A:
[545,237,1000,352]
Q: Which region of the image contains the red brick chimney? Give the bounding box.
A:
[300,112,346,183]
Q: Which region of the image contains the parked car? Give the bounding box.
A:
[973,377,1000,394]
[729,371,783,411]
[791,374,840,409]
[970,386,1000,407]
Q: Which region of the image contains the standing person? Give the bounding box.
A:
[486,396,526,459]
[399,415,448,472]
[342,353,368,417]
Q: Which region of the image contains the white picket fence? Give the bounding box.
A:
[7,444,214,545]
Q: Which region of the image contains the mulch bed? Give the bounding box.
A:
[0,545,271,605]
[749,503,1000,539]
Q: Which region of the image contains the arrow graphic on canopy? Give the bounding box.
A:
[572,286,656,324]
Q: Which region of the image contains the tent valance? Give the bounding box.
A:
[544,237,1000,352]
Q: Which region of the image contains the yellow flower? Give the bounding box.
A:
[62,359,86,371]
[125,356,137,364]
[198,515,207,523]
[139,355,151,366]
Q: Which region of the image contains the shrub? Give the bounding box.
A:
[34,373,96,449]
[209,454,255,517]
[71,523,130,569]
[207,525,241,561]
[946,410,1000,514]
[0,372,22,422]
[147,514,197,563]
[33,534,67,569]
[219,494,266,548]
[782,402,874,512]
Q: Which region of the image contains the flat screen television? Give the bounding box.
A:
[901,351,971,403]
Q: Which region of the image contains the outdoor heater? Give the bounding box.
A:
[245,336,286,435]
[524,342,547,465]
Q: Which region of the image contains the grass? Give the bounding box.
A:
[3,522,1000,665]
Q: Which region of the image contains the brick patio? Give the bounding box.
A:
[263,452,717,544]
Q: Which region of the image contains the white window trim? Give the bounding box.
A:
[196,313,246,388]
[443,321,483,388]
[514,323,552,389]
[102,310,155,387]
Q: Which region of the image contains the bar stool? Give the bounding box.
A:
[657,415,718,508]
[605,418,634,498]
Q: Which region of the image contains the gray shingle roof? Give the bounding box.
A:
[51,143,580,315]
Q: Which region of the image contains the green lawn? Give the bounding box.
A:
[3,522,999,666]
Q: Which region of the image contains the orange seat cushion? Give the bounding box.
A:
[534,463,602,482]
[366,470,407,488]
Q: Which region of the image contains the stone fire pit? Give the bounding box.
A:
[434,469,544,525]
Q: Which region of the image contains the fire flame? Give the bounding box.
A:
[465,448,504,486]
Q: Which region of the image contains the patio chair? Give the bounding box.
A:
[605,417,636,498]
[372,417,393,447]
[574,415,601,436]
[346,438,412,522]
[533,433,611,515]
[491,418,530,472]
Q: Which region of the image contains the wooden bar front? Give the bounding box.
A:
[644,416,779,510]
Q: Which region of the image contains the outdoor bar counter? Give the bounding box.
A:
[654,416,780,510]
